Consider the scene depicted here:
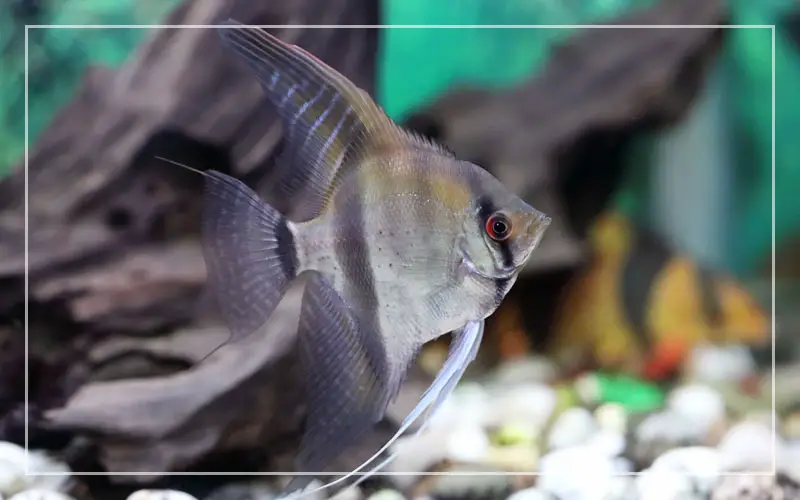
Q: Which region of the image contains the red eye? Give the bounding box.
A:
[486,213,512,241]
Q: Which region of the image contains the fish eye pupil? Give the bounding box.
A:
[486,213,511,241]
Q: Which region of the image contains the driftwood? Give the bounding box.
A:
[0,0,727,492]
[402,0,726,273]
[45,282,306,479]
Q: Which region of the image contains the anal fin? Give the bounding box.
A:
[282,272,393,496]
[292,320,485,498]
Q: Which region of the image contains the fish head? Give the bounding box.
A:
[457,163,551,283]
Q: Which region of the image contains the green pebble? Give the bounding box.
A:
[592,373,665,413]
[492,422,537,447]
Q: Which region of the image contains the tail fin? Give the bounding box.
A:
[158,157,298,347]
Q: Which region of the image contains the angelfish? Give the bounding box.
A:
[196,20,551,497]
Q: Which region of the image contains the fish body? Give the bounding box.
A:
[196,21,550,497]
[296,149,540,354]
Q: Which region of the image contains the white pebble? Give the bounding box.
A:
[487,384,557,434]
[612,456,634,474]
[0,442,71,496]
[651,446,722,472]
[636,468,696,500]
[445,423,490,463]
[23,452,71,493]
[126,490,198,500]
[711,475,778,500]
[667,384,726,438]
[686,344,755,383]
[717,421,777,472]
[594,403,627,434]
[388,431,447,487]
[547,407,596,450]
[538,445,616,500]
[0,442,29,496]
[485,444,539,471]
[366,490,405,500]
[287,480,325,500]
[604,476,637,500]
[650,447,723,494]
[0,471,25,498]
[330,486,362,500]
[429,383,490,428]
[585,430,626,458]
[779,441,800,482]
[636,410,702,445]
[505,487,550,500]
[8,492,74,500]
[574,374,602,405]
[423,395,459,429]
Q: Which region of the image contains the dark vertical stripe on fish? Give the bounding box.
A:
[497,241,514,269]
[476,196,514,269]
[619,228,672,348]
[276,218,298,279]
[475,194,515,304]
[492,276,512,305]
[333,175,381,334]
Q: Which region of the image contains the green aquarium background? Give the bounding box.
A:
[1,0,795,278]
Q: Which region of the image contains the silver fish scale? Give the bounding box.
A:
[295,154,487,382]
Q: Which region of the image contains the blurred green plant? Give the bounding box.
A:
[377,0,658,120]
[726,0,798,274]
[0,0,182,175]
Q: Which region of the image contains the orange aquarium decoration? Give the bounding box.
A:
[547,211,769,380]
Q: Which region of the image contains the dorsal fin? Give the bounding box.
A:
[219,21,408,221]
[405,130,457,158]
